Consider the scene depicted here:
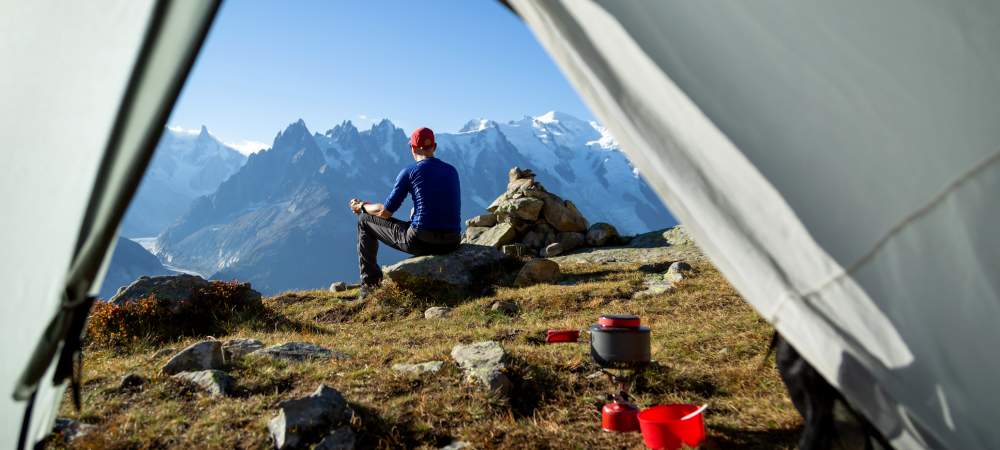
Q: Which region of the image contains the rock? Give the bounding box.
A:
[501,243,532,257]
[118,373,145,391]
[314,426,356,450]
[53,418,94,444]
[161,340,224,375]
[384,244,511,295]
[541,196,588,232]
[632,279,674,299]
[463,226,490,243]
[555,231,586,252]
[173,369,235,397]
[268,384,354,450]
[223,338,265,360]
[496,197,544,221]
[628,225,694,248]
[508,166,536,183]
[665,261,693,282]
[424,306,452,319]
[392,361,444,375]
[490,301,519,316]
[465,213,497,228]
[586,223,619,247]
[541,242,563,257]
[253,342,345,362]
[514,259,561,287]
[469,222,516,247]
[151,347,177,359]
[329,282,347,292]
[664,225,695,247]
[451,341,512,395]
[440,440,472,450]
[108,274,210,311]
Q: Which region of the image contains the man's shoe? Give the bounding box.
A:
[356,284,377,301]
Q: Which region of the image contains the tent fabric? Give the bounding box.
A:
[507,0,1000,448]
[0,1,219,447]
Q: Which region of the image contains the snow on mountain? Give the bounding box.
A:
[155,112,674,294]
[120,126,247,237]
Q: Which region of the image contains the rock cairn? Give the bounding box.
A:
[464,167,620,257]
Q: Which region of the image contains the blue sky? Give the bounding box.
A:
[167,0,594,154]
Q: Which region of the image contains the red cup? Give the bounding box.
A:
[637,404,706,449]
[546,329,580,343]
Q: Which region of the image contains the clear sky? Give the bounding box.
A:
[167,0,594,154]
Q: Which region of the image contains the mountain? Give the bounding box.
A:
[98,237,175,299]
[156,112,674,294]
[119,126,247,237]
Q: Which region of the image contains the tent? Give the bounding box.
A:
[2,1,998,448]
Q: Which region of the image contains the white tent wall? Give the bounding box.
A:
[0,1,219,447]
[508,0,1000,448]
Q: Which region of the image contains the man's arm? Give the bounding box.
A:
[350,199,392,219]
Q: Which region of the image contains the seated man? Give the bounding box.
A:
[350,127,461,300]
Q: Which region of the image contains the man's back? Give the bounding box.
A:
[384,157,461,232]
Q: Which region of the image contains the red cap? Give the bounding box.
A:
[410,127,435,149]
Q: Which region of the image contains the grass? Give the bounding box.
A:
[55,256,801,449]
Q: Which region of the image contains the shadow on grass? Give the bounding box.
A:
[350,402,455,449]
[705,424,802,449]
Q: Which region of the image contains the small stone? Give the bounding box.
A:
[392,361,445,375]
[462,226,490,243]
[424,306,452,319]
[118,373,145,391]
[541,242,563,257]
[223,338,265,360]
[586,223,620,247]
[469,222,516,247]
[161,340,225,375]
[514,259,561,287]
[632,279,675,299]
[329,282,347,292]
[465,213,497,228]
[497,197,544,221]
[53,418,95,444]
[440,440,472,450]
[173,369,235,397]
[253,342,346,362]
[501,243,532,257]
[665,261,693,282]
[451,341,512,395]
[490,301,519,316]
[268,384,354,449]
[315,426,356,450]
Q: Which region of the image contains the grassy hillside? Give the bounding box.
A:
[55,233,801,449]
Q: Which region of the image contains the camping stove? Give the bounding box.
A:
[590,314,651,432]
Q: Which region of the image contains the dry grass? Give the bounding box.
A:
[55,258,801,449]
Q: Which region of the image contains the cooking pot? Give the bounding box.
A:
[589,314,651,368]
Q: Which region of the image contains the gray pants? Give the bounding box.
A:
[357,213,460,286]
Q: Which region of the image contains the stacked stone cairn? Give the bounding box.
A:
[464,167,621,257]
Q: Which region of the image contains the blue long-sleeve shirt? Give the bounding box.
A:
[383,157,461,232]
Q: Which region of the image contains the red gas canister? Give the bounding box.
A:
[602,400,640,432]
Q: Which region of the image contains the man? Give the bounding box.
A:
[349,127,461,300]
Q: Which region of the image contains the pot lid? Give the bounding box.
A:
[599,314,641,328]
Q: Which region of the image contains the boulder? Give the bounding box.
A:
[465,213,497,228]
[469,222,516,247]
[329,282,347,292]
[514,259,561,287]
[665,261,693,282]
[314,426,356,450]
[173,370,235,397]
[495,197,544,221]
[490,301,519,316]
[541,196,588,232]
[223,338,265,360]
[462,226,490,243]
[541,243,563,257]
[521,223,556,249]
[586,223,619,247]
[384,244,511,295]
[392,361,444,375]
[109,274,210,311]
[555,231,586,252]
[424,306,452,319]
[268,384,354,450]
[161,340,224,375]
[450,341,512,395]
[253,342,345,362]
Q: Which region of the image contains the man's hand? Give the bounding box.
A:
[349,198,365,215]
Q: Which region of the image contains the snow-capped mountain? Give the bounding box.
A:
[155,112,674,294]
[119,126,247,237]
